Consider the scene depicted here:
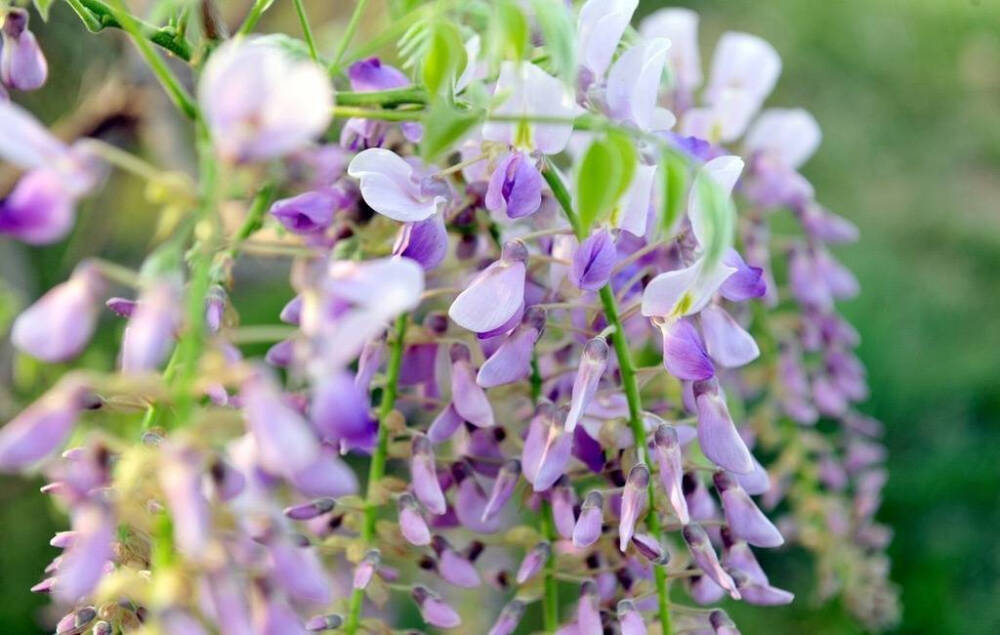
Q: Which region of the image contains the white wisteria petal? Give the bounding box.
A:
[606,38,671,130]
[617,162,657,238]
[640,8,702,91]
[689,155,744,248]
[448,261,526,333]
[744,108,822,169]
[577,0,639,77]
[706,32,781,109]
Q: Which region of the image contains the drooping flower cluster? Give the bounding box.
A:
[0,1,896,634]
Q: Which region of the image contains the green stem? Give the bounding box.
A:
[237,0,273,35]
[540,503,559,633]
[221,183,276,264]
[105,0,198,119]
[344,314,409,634]
[333,105,423,122]
[67,0,193,61]
[336,87,428,107]
[544,161,673,635]
[330,0,371,74]
[291,0,320,61]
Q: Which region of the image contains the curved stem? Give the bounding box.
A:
[344,314,409,634]
[67,0,193,61]
[330,0,371,74]
[336,87,429,107]
[292,0,320,61]
[544,160,673,635]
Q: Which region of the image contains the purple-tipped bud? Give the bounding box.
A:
[305,613,344,631]
[631,533,669,564]
[12,264,103,362]
[397,492,431,546]
[265,338,295,367]
[284,497,336,521]
[270,187,347,235]
[204,285,226,333]
[353,549,380,590]
[280,295,303,325]
[1,9,47,91]
[411,434,447,515]
[658,318,715,381]
[515,541,551,584]
[565,338,609,432]
[550,479,577,539]
[486,152,543,219]
[653,424,690,524]
[105,297,136,317]
[0,380,87,472]
[570,229,617,291]
[713,471,783,547]
[573,490,605,548]
[477,308,545,388]
[432,535,482,588]
[617,600,647,635]
[682,524,740,599]
[522,405,573,492]
[92,620,112,635]
[482,459,520,521]
[488,599,526,635]
[55,606,96,635]
[693,380,754,474]
[428,403,464,443]
[121,280,180,373]
[710,610,741,635]
[450,343,494,427]
[619,464,649,552]
[729,568,794,606]
[412,585,462,628]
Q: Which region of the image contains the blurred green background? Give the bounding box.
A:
[1,0,998,633]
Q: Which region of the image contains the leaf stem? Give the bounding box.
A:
[544,161,673,634]
[330,0,371,74]
[291,0,320,61]
[67,0,193,61]
[344,314,409,634]
[540,502,559,632]
[336,87,429,107]
[237,0,273,35]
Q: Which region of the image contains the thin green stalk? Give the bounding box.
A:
[237,0,274,35]
[332,105,423,121]
[336,87,428,107]
[222,183,276,263]
[544,161,673,634]
[291,0,320,61]
[344,314,409,634]
[540,503,559,633]
[330,0,371,74]
[67,0,193,61]
[106,0,198,119]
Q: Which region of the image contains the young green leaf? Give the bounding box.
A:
[576,137,622,233]
[694,173,736,270]
[421,102,484,161]
[606,130,638,204]
[659,149,689,236]
[422,21,467,98]
[495,0,530,61]
[33,0,54,21]
[531,0,576,83]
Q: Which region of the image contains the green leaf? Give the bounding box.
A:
[33,0,54,21]
[421,21,467,98]
[606,130,637,203]
[659,149,688,235]
[421,102,484,161]
[530,0,576,83]
[494,0,529,61]
[694,173,735,270]
[576,138,622,233]
[254,33,313,60]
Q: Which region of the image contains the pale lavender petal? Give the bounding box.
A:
[482,458,520,521]
[639,8,702,92]
[719,249,766,301]
[606,38,670,130]
[659,318,715,381]
[412,434,447,514]
[450,345,494,427]
[242,371,320,477]
[52,503,113,603]
[573,490,604,548]
[616,599,647,635]
[694,381,754,474]
[268,538,332,605]
[516,542,550,584]
[682,523,740,599]
[477,308,544,388]
[11,264,102,362]
[448,242,526,333]
[0,169,76,244]
[412,585,461,628]
[714,471,783,547]
[485,152,543,219]
[700,304,760,368]
[565,338,609,432]
[347,148,440,222]
[570,230,617,291]
[0,381,84,472]
[653,424,689,524]
[398,493,432,545]
[745,108,821,169]
[618,464,649,551]
[428,403,464,443]
[310,370,373,445]
[577,0,639,77]
[394,213,449,270]
[488,600,526,635]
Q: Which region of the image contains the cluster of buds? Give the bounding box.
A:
[0,1,896,633]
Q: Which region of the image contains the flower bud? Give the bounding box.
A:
[284,498,336,521]
[488,599,526,635]
[617,599,647,635]
[55,606,96,634]
[571,229,617,291]
[515,541,550,584]
[631,532,669,564]
[693,379,754,474]
[477,308,545,388]
[411,434,447,515]
[619,464,649,551]
[1,9,47,91]
[428,403,464,443]
[241,370,320,477]
[397,492,431,546]
[482,458,520,521]
[713,471,783,548]
[573,490,604,548]
[353,549,380,590]
[710,609,741,635]
[682,523,740,599]
[522,405,572,492]
[653,424,690,524]
[412,585,461,628]
[305,613,344,631]
[577,579,603,634]
[53,503,113,603]
[450,343,494,427]
[565,337,609,432]
[550,478,577,538]
[12,263,103,362]
[121,280,181,373]
[0,379,87,472]
[431,535,481,588]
